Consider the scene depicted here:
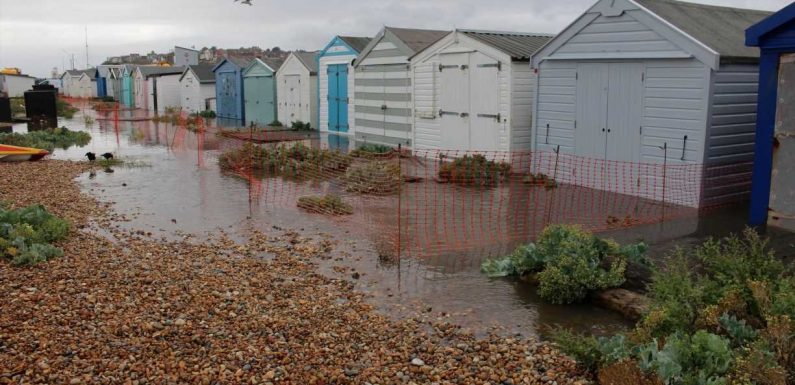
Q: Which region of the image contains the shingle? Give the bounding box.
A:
[294,51,319,74]
[138,66,185,78]
[460,30,554,61]
[386,27,450,54]
[187,64,216,83]
[261,58,284,72]
[225,56,254,69]
[634,0,772,61]
[338,36,372,53]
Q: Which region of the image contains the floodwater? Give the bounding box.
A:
[13,103,789,339]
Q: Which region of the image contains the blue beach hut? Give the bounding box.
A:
[746,2,795,231]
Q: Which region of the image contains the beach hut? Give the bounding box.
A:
[317,36,371,134]
[150,68,185,113]
[213,56,251,122]
[0,73,35,98]
[106,66,124,102]
[96,65,110,98]
[60,70,84,97]
[121,65,135,108]
[276,51,318,129]
[530,0,770,207]
[243,58,283,126]
[174,46,199,67]
[352,27,449,147]
[410,30,552,152]
[134,66,184,112]
[76,70,97,98]
[180,64,216,114]
[746,2,795,231]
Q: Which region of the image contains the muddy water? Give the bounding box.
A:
[14,105,768,339]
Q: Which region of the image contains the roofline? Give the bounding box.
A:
[746,1,795,46]
[278,52,316,75]
[175,46,199,52]
[628,0,719,57]
[457,28,555,37]
[318,35,362,57]
[531,0,721,70]
[243,58,277,75]
[353,28,388,68]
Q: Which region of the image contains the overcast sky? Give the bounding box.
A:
[0,0,789,78]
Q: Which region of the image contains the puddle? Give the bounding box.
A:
[12,101,792,339]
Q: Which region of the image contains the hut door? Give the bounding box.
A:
[605,63,643,164]
[218,72,238,120]
[439,52,470,150]
[285,75,301,122]
[470,52,500,152]
[575,63,609,160]
[327,64,349,132]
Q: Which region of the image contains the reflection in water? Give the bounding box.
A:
[10,102,775,338]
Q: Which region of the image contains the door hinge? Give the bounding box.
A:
[381,104,387,110]
[574,120,577,129]
[438,64,458,72]
[439,109,459,117]
[477,62,502,71]
[640,126,642,135]
[575,72,578,80]
[477,113,501,122]
[641,72,645,82]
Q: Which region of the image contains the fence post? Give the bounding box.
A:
[661,142,668,221]
[544,145,561,226]
[397,143,402,266]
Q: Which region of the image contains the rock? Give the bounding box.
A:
[411,358,425,366]
[590,288,649,320]
[174,318,186,326]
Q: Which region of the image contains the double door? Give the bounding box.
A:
[438,52,501,152]
[327,64,349,132]
[244,75,275,126]
[576,63,644,192]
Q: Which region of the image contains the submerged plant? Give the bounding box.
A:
[344,161,401,195]
[296,195,353,216]
[481,225,645,304]
[218,142,352,179]
[438,154,511,187]
[0,126,91,153]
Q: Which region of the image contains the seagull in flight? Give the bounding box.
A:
[234,0,253,5]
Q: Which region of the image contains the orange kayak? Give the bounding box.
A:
[0,144,49,162]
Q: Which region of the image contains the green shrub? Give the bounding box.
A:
[344,161,401,195]
[218,143,352,178]
[438,154,511,187]
[550,328,633,371]
[481,225,645,304]
[538,251,627,304]
[297,195,353,215]
[199,110,216,118]
[10,97,25,116]
[57,98,78,118]
[560,229,795,385]
[0,205,69,266]
[350,143,393,158]
[523,172,557,189]
[637,331,733,385]
[0,126,91,153]
[290,120,312,131]
[269,120,283,127]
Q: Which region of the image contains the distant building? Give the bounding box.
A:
[174,46,199,67]
[0,73,36,97]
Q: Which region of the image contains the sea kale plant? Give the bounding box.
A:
[0,127,91,153]
[482,225,647,304]
[0,204,70,266]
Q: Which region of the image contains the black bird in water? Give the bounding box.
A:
[85,152,96,161]
[101,153,114,160]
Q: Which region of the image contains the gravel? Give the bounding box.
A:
[0,160,590,384]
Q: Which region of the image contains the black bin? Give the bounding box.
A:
[0,97,11,123]
[24,84,58,130]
